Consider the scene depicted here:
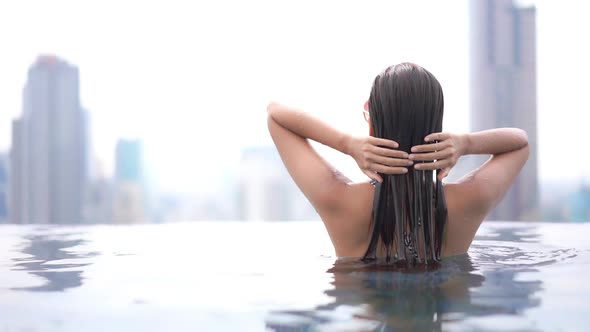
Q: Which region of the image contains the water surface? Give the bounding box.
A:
[0,222,588,331]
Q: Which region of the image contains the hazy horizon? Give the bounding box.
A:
[1,0,588,194]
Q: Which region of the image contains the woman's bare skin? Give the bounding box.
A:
[267,102,529,258]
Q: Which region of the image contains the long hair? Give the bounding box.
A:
[362,63,447,266]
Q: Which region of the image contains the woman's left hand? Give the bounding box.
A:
[346,136,412,182]
[409,132,467,180]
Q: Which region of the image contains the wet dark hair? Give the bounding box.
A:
[363,63,447,266]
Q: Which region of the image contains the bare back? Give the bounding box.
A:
[320,144,530,258]
[267,102,530,260]
[321,182,480,258]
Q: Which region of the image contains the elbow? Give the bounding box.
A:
[511,128,530,161]
[266,103,281,136]
[518,130,530,161]
[266,102,281,116]
[267,109,276,133]
[267,102,294,126]
[521,141,530,154]
[516,128,529,148]
[266,102,278,126]
[522,142,530,161]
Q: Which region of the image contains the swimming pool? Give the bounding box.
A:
[0,221,588,331]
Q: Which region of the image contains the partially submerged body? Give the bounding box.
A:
[267,64,529,261]
[267,102,529,258]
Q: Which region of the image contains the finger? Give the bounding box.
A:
[424,132,450,142]
[409,149,452,161]
[368,137,399,149]
[368,154,414,167]
[371,164,408,175]
[411,141,448,153]
[370,146,409,159]
[363,170,383,183]
[414,160,452,171]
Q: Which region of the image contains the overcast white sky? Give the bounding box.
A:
[0,0,588,193]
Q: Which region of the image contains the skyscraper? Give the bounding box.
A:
[113,139,145,224]
[237,146,317,221]
[115,139,143,183]
[470,0,538,220]
[0,153,7,222]
[10,55,87,224]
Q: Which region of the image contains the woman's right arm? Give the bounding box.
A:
[457,129,530,205]
[410,128,530,214]
[409,128,529,254]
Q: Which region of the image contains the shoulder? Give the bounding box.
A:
[319,181,375,257]
[442,180,491,256]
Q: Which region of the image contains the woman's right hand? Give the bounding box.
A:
[346,136,413,182]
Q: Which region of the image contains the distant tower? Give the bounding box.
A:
[10,55,88,224]
[568,185,590,222]
[112,139,145,224]
[0,153,8,222]
[470,0,538,220]
[238,146,316,221]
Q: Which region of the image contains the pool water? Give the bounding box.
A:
[0,221,589,331]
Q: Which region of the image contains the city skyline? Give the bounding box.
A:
[0,53,584,223]
[0,1,589,195]
[6,56,152,224]
[0,1,588,223]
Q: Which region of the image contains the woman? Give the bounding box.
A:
[267,63,529,264]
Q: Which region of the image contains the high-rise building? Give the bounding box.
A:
[0,153,8,222]
[115,139,142,183]
[568,185,590,223]
[9,55,88,224]
[83,176,114,224]
[469,0,538,220]
[237,146,317,221]
[112,139,145,223]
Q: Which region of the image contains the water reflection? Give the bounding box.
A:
[11,232,98,292]
[266,227,556,331]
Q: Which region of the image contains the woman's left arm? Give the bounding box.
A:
[267,102,410,214]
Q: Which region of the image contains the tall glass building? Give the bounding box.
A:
[10,55,88,224]
[470,0,539,220]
